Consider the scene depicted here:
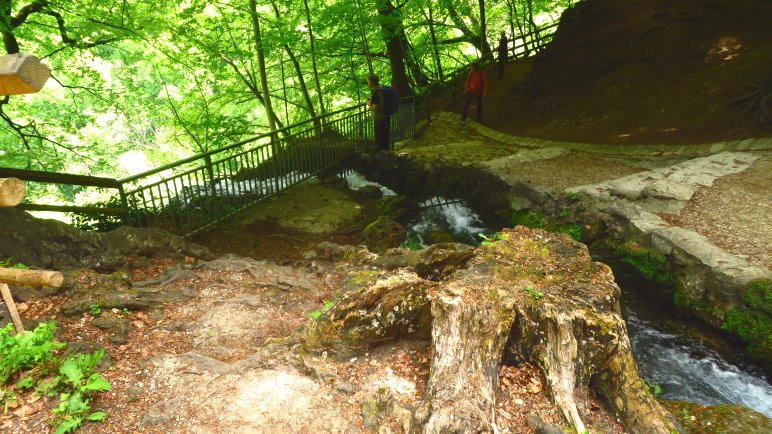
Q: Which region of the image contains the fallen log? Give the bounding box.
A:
[297,227,681,433]
[0,177,25,207]
[0,267,64,287]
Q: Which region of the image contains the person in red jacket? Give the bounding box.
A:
[461,61,488,122]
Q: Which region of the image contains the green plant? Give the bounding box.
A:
[400,233,423,250]
[121,308,131,316]
[0,258,28,269]
[0,323,64,383]
[309,300,334,320]
[559,206,571,219]
[649,383,662,398]
[524,285,545,301]
[0,323,111,432]
[51,349,111,434]
[478,232,509,246]
[88,304,102,317]
[681,407,690,423]
[566,191,577,201]
[1,387,17,413]
[722,279,771,363]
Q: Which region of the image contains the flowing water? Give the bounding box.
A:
[402,194,772,417]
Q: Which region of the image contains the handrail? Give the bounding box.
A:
[4,20,559,236]
[0,167,120,188]
[119,103,365,184]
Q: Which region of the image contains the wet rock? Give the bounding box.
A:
[362,216,406,254]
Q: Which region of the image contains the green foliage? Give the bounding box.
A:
[0,323,110,432]
[478,232,509,246]
[0,258,28,269]
[309,300,334,320]
[88,304,102,317]
[722,279,772,363]
[51,349,111,434]
[649,383,663,398]
[401,233,424,250]
[69,196,126,232]
[511,210,545,228]
[524,285,545,301]
[0,323,64,383]
[615,242,673,284]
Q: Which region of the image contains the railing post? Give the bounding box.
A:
[117,184,130,225]
[204,154,217,198]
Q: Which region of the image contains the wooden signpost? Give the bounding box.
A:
[0,53,51,96]
[0,178,64,334]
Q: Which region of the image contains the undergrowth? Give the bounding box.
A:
[0,323,111,433]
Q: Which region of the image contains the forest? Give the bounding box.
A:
[1,0,569,181]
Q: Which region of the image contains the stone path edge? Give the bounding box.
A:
[433,111,772,156]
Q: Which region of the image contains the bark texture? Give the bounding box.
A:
[297,227,680,433]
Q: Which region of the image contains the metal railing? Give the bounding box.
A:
[3,20,556,237]
[2,100,415,237]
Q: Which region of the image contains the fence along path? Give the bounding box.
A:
[1,22,557,238]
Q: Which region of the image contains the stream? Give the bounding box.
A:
[403,194,772,418]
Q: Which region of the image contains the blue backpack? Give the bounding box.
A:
[380,86,399,115]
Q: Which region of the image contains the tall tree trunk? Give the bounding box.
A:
[478,0,487,61]
[269,0,318,123]
[527,0,542,50]
[447,5,491,57]
[426,4,443,81]
[353,0,374,75]
[249,0,277,133]
[302,0,325,115]
[376,0,412,96]
[505,0,517,55]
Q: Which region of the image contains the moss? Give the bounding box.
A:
[721,279,772,365]
[744,278,772,314]
[511,209,545,228]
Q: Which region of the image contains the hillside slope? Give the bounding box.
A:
[479,0,772,145]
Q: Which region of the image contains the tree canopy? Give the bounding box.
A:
[0,0,569,177]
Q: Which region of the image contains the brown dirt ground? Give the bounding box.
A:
[469,0,772,146]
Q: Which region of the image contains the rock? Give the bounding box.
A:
[0,207,211,272]
[662,401,772,434]
[142,400,177,425]
[362,216,406,254]
[92,315,132,344]
[527,415,565,434]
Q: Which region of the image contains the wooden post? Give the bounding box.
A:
[0,53,51,96]
[0,268,64,287]
[0,177,26,206]
[0,177,64,334]
[0,283,24,334]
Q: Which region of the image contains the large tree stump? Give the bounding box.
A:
[298,227,680,433]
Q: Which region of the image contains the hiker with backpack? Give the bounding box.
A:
[461,61,488,122]
[366,74,399,151]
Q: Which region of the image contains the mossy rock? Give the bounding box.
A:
[362,216,407,254]
[721,278,772,367]
[662,401,772,434]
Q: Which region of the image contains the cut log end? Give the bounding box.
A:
[0,178,26,207]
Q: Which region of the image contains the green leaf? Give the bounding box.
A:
[55,416,83,434]
[85,411,107,421]
[60,358,83,385]
[83,374,112,392]
[15,377,34,389]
